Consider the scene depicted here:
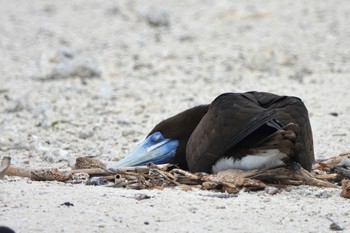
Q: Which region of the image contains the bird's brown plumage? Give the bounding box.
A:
[149,92,314,173]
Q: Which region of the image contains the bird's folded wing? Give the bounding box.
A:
[186,92,314,173]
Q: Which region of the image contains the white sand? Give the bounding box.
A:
[1,0,350,232]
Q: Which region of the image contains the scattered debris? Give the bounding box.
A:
[3,154,347,194]
[3,152,350,195]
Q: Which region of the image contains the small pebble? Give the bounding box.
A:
[86,177,109,186]
[339,157,350,167]
[146,8,170,27]
[265,186,279,195]
[79,128,94,139]
[315,189,332,198]
[330,222,344,231]
[134,193,153,201]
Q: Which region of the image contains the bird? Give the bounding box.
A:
[108,91,314,174]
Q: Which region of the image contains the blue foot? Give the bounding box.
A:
[107,131,179,171]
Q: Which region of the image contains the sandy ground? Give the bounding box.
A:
[1,0,350,232]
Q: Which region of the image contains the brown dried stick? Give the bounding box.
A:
[5,165,110,181]
[313,152,350,169]
[5,166,33,178]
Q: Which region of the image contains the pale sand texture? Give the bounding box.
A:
[1,0,350,232]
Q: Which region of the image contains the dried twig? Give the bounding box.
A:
[153,169,182,186]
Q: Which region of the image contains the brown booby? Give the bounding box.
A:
[108,91,314,173]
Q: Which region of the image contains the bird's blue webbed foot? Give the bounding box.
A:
[107,131,179,172]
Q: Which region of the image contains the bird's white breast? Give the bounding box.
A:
[211,149,287,173]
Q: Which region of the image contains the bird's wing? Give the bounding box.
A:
[186,92,314,173]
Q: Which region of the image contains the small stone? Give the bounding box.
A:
[43,153,55,163]
[146,8,170,27]
[79,128,94,139]
[86,177,109,186]
[247,49,276,72]
[97,83,113,99]
[330,222,344,231]
[315,189,332,198]
[339,157,350,168]
[265,186,279,195]
[134,193,153,201]
[98,132,111,141]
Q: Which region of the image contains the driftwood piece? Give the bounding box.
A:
[5,165,109,181]
[315,173,341,182]
[31,168,71,181]
[313,152,350,169]
[333,167,350,179]
[4,166,33,178]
